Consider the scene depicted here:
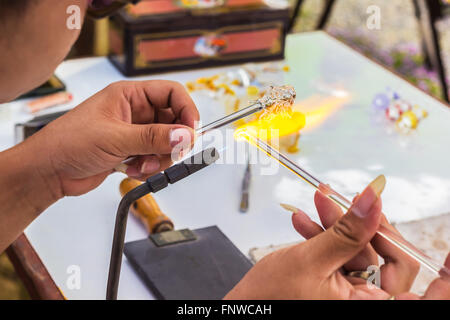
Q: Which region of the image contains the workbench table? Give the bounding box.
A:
[1,31,449,299]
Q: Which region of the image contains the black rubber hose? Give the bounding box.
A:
[106,182,151,300]
[106,148,219,300]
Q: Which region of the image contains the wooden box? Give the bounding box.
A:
[108,0,290,76]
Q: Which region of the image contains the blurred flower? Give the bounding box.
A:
[329,29,447,99]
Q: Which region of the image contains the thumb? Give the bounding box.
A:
[121,124,195,157]
[305,175,385,276]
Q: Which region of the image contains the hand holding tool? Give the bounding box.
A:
[241,132,450,278]
[114,85,296,174]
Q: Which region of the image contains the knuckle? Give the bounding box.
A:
[174,81,185,90]
[167,79,180,87]
[332,218,361,248]
[143,126,153,145]
[115,80,128,87]
[141,125,161,148]
[107,81,122,90]
[106,81,128,94]
[169,80,185,92]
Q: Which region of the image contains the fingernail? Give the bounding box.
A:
[369,175,386,197]
[170,128,193,148]
[115,163,128,174]
[172,147,190,162]
[281,203,313,227]
[141,158,160,174]
[352,175,386,218]
[293,209,313,226]
[126,166,141,178]
[280,203,301,214]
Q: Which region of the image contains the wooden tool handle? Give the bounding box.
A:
[119,178,174,234]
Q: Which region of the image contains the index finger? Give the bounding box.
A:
[140,80,200,129]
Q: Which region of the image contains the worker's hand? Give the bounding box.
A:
[225,177,450,300]
[395,254,450,300]
[22,80,199,197]
[291,183,421,297]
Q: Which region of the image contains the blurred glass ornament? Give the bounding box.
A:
[372,93,390,110]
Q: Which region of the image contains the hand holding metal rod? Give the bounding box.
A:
[114,85,296,173]
[240,132,450,278]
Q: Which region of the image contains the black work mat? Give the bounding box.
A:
[124,226,253,300]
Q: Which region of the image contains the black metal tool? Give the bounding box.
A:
[239,154,251,213]
[106,148,220,300]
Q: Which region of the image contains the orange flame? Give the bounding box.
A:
[293,95,350,132]
[234,109,306,141]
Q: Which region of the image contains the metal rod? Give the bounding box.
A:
[196,102,263,136]
[243,133,450,277]
[114,102,263,174]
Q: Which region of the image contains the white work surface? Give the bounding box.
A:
[1,32,450,299]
